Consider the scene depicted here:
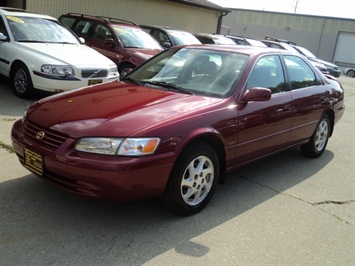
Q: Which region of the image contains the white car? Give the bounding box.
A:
[0,7,119,98]
[343,67,355,77]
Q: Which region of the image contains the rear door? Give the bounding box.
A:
[235,54,292,164]
[283,55,328,144]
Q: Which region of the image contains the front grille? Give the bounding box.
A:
[24,121,68,150]
[81,69,108,78]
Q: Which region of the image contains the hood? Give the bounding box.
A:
[27,82,222,138]
[127,48,163,62]
[17,42,114,66]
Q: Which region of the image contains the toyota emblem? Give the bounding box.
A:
[36,131,45,140]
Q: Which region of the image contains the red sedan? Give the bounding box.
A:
[11,45,345,215]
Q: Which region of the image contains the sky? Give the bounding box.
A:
[208,0,355,20]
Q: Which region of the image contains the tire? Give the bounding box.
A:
[162,142,220,216]
[119,63,135,77]
[301,114,330,158]
[346,69,355,78]
[11,62,34,98]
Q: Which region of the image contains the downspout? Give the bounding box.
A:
[216,11,230,34]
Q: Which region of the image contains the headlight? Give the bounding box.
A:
[109,65,118,75]
[75,137,160,156]
[41,65,75,76]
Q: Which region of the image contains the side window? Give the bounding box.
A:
[247,55,287,94]
[93,24,111,42]
[73,20,92,37]
[0,17,8,37]
[284,55,319,90]
[151,30,169,46]
[59,17,76,28]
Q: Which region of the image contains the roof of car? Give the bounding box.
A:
[60,13,138,26]
[175,43,288,56]
[140,25,190,33]
[0,7,55,19]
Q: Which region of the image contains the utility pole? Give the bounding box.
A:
[294,0,299,13]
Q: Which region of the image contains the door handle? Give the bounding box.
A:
[276,105,291,112]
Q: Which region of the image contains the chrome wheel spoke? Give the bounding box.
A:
[180,155,214,206]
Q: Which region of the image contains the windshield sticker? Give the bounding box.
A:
[6,16,24,23]
[114,27,127,33]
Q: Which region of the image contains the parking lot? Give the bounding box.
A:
[0,75,354,265]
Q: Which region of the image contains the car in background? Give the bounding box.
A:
[218,34,267,47]
[12,45,345,215]
[290,44,341,77]
[140,25,201,49]
[261,39,330,75]
[194,33,236,45]
[59,13,163,76]
[0,7,119,98]
[343,67,355,77]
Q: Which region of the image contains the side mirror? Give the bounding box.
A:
[104,38,116,47]
[243,87,271,102]
[79,37,85,44]
[0,33,8,41]
[162,41,172,49]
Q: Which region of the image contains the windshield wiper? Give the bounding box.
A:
[50,41,76,44]
[144,81,193,95]
[16,40,47,43]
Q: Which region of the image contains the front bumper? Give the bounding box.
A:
[11,119,176,201]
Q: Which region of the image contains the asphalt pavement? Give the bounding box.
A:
[0,75,354,265]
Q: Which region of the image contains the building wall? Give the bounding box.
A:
[24,0,219,33]
[221,9,355,65]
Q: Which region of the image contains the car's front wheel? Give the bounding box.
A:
[11,62,34,98]
[301,114,331,158]
[119,63,135,78]
[346,69,355,78]
[162,142,220,216]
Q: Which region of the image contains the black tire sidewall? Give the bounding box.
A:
[301,114,330,158]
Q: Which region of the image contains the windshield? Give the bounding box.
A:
[294,46,316,58]
[7,16,79,43]
[126,48,249,98]
[247,39,267,47]
[167,30,201,45]
[213,36,236,45]
[113,26,162,49]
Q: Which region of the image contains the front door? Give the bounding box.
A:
[235,54,292,164]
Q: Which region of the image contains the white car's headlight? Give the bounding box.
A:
[75,137,160,156]
[41,65,75,76]
[109,65,118,76]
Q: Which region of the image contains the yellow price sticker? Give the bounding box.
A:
[7,16,25,23]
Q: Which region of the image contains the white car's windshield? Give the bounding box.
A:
[7,16,79,43]
[168,30,201,45]
[295,46,316,58]
[126,48,249,98]
[114,26,162,49]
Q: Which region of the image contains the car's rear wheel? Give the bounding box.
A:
[162,142,219,216]
[11,62,34,98]
[346,69,355,77]
[301,114,330,158]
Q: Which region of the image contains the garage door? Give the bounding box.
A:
[333,32,355,67]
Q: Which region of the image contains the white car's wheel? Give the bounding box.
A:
[12,63,34,98]
[346,69,355,78]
